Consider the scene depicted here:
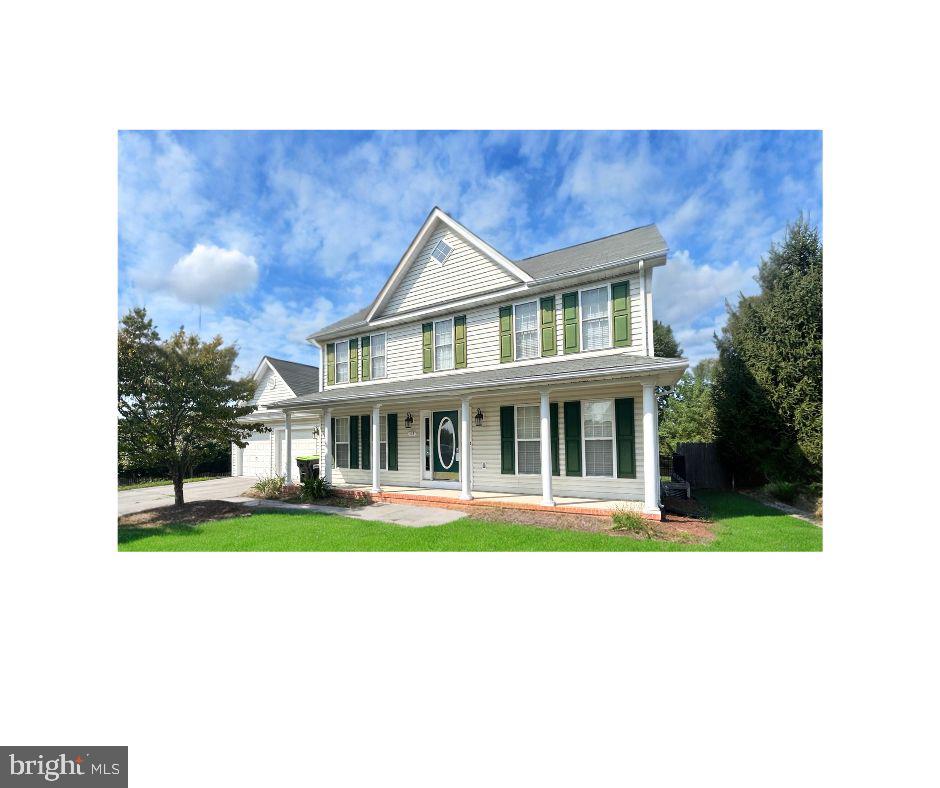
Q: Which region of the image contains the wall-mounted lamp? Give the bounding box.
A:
[404,412,414,429]
[311,425,321,439]
[474,408,484,428]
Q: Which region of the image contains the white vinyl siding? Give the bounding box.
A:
[379,227,519,317]
[370,333,386,379]
[434,318,454,371]
[251,367,295,407]
[334,416,350,468]
[335,341,349,384]
[515,405,540,475]
[582,400,615,477]
[513,301,539,360]
[581,286,610,350]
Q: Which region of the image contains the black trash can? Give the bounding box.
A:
[296,456,320,482]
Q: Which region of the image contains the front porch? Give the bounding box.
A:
[330,483,660,520]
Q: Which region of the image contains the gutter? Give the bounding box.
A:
[274,357,688,411]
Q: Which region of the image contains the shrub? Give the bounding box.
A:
[610,507,658,539]
[251,475,285,499]
[301,475,332,502]
[764,480,798,504]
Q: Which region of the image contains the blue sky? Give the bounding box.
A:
[118,130,821,373]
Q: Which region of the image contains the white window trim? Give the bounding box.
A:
[578,284,614,352]
[513,403,542,476]
[512,298,541,361]
[334,415,350,468]
[335,339,350,384]
[580,398,618,479]
[369,332,387,380]
[430,238,453,267]
[433,317,455,372]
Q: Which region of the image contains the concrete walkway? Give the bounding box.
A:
[236,498,465,527]
[118,476,258,515]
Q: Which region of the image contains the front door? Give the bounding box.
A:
[432,410,459,481]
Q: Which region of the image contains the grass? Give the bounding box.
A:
[118,476,220,491]
[118,491,822,552]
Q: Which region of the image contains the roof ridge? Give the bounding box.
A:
[265,356,319,369]
[516,223,658,262]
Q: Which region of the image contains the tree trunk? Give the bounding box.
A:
[172,466,185,506]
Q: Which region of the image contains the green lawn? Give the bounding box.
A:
[118,476,219,491]
[118,491,821,552]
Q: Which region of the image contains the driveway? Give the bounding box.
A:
[118,476,258,515]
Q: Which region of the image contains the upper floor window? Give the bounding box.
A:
[583,400,614,477]
[335,340,350,384]
[581,286,610,350]
[514,301,539,360]
[434,318,453,370]
[370,333,386,379]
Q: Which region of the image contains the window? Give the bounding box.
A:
[434,318,453,370]
[334,416,350,468]
[379,414,388,470]
[514,301,539,360]
[581,286,610,350]
[431,239,452,266]
[516,405,541,475]
[335,340,349,384]
[582,400,614,477]
[370,333,386,379]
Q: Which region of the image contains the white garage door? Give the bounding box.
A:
[241,432,272,477]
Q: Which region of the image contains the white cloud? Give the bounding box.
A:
[168,244,259,306]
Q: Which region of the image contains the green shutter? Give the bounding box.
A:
[540,296,556,356]
[326,343,335,386]
[500,405,515,474]
[387,413,398,471]
[550,401,560,476]
[330,417,335,467]
[360,414,370,470]
[499,306,513,363]
[349,338,359,383]
[563,401,582,476]
[615,398,636,478]
[562,292,580,354]
[454,315,467,368]
[612,282,631,348]
[422,322,433,373]
[349,415,359,468]
[360,335,370,381]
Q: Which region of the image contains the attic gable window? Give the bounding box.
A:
[430,239,452,266]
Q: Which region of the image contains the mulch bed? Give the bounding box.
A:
[119,500,251,528]
[466,506,715,544]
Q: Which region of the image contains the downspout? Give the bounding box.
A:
[638,260,650,356]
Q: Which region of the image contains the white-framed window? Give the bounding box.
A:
[434,318,454,371]
[515,404,541,475]
[334,416,350,468]
[431,239,453,266]
[335,340,350,384]
[581,285,610,350]
[379,414,388,470]
[582,400,615,477]
[514,300,539,360]
[370,333,386,379]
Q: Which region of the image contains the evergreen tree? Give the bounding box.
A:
[653,320,682,358]
[659,360,717,453]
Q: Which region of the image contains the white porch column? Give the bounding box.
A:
[642,383,661,514]
[459,396,472,501]
[539,389,554,506]
[284,411,293,484]
[322,408,332,483]
[371,404,381,493]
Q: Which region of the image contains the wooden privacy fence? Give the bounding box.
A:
[673,442,731,490]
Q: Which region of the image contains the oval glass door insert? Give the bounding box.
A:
[437,417,456,469]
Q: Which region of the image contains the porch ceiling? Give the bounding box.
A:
[275,352,687,411]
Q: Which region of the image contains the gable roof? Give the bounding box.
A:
[254,356,320,397]
[312,214,668,340]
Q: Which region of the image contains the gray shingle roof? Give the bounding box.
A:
[276,353,686,409]
[314,222,668,338]
[264,357,320,396]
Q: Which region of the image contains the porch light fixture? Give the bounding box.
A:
[404,412,414,429]
[474,408,484,428]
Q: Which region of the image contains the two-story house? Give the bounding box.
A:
[274,208,687,517]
